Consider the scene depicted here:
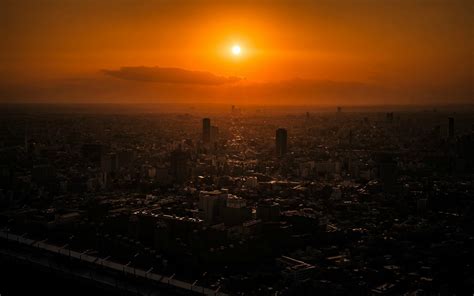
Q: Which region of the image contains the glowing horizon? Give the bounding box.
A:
[0,0,472,105]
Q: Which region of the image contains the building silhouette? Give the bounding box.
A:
[448,117,454,138]
[170,146,188,183]
[101,152,118,174]
[376,152,397,190]
[81,143,105,164]
[203,118,211,143]
[276,128,288,157]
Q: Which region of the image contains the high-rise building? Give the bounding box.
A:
[199,190,227,225]
[376,152,397,190]
[81,143,105,164]
[117,149,135,168]
[32,164,56,184]
[276,128,288,156]
[222,195,251,226]
[257,203,281,222]
[202,118,211,143]
[101,152,118,173]
[448,117,454,138]
[170,147,188,183]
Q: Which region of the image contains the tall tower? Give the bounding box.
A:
[170,146,188,183]
[448,117,454,138]
[24,125,28,153]
[276,128,288,157]
[202,118,211,143]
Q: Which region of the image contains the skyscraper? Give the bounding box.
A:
[81,143,105,164]
[376,152,397,191]
[448,117,454,138]
[203,118,211,143]
[276,128,288,157]
[170,146,188,183]
[101,152,118,174]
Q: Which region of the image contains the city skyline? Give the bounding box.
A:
[1,1,473,295]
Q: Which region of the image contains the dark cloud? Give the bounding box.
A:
[102,66,241,85]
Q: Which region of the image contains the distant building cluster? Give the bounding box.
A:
[0,106,473,295]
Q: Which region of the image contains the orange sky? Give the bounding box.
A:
[1,0,472,105]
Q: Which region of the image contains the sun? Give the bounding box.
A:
[231,44,241,56]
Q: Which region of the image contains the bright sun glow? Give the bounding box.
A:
[231,44,241,55]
